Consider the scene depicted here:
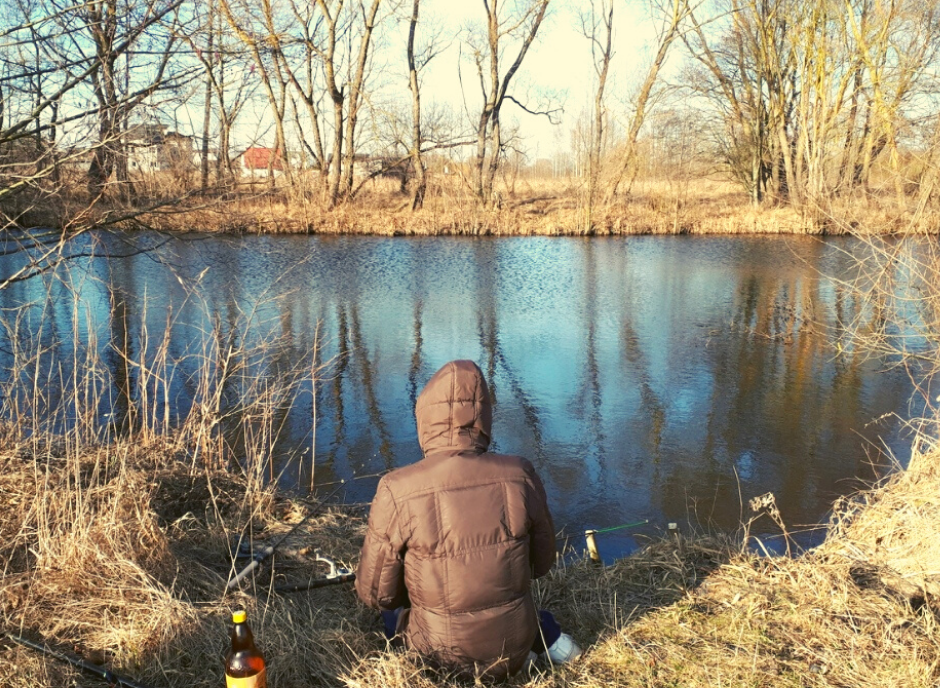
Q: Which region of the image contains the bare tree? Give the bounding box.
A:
[682,0,940,216]
[464,0,554,207]
[407,0,426,210]
[282,0,329,176]
[218,0,294,186]
[178,0,260,189]
[0,0,185,209]
[294,0,386,205]
[848,0,940,208]
[912,113,940,223]
[341,0,383,200]
[607,0,690,201]
[579,0,613,229]
[81,0,183,197]
[404,0,447,210]
[198,0,214,192]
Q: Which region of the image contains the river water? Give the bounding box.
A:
[0,232,922,558]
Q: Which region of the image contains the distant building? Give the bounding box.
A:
[241,147,286,177]
[126,123,194,174]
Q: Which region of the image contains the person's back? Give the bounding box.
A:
[355,360,556,679]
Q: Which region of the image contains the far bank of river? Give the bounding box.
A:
[137,189,933,237]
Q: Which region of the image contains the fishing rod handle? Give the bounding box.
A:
[224,481,346,594]
[7,633,153,688]
[225,545,276,591]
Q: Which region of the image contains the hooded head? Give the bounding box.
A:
[415,360,492,455]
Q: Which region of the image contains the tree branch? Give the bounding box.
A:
[503,94,562,124]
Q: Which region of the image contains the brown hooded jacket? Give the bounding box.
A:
[355,360,556,679]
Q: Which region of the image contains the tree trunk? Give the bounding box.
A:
[607,0,687,201]
[470,0,548,207]
[839,64,863,193]
[200,5,214,193]
[584,0,613,229]
[340,0,383,200]
[407,0,426,211]
[473,107,491,202]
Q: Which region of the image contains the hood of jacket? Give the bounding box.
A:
[415,360,492,455]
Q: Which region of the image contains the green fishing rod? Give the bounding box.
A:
[584,519,651,562]
[6,632,153,688]
[555,518,651,542]
[552,519,652,562]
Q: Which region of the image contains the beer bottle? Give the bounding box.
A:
[225,610,267,688]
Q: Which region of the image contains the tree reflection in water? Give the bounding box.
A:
[0,233,920,555]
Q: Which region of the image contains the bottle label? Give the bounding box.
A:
[225,668,267,688]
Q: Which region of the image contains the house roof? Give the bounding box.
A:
[242,147,284,170]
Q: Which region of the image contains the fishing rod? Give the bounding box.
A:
[583,519,651,562]
[276,519,656,591]
[552,519,652,563]
[274,572,356,593]
[275,518,656,591]
[312,470,388,488]
[225,480,347,593]
[6,632,153,688]
[554,519,651,543]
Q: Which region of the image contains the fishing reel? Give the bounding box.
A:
[315,549,352,580]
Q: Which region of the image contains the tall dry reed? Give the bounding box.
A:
[0,259,331,686]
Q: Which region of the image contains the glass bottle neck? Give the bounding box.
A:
[231,622,255,651]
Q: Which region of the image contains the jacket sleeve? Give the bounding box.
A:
[527,466,556,579]
[355,478,408,610]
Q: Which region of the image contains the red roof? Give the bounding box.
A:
[242,147,284,170]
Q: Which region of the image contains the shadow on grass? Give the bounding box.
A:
[535,536,732,655]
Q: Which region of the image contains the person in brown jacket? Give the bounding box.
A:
[355,359,580,679]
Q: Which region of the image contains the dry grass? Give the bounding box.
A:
[2,430,938,687]
[344,445,940,687]
[0,438,371,687]
[126,175,940,237]
[6,164,939,236]
[5,168,937,236]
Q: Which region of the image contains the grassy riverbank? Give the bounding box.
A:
[14,176,939,236]
[2,432,937,687]
[142,178,940,236]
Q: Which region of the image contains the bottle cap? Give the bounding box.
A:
[232,610,247,624]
